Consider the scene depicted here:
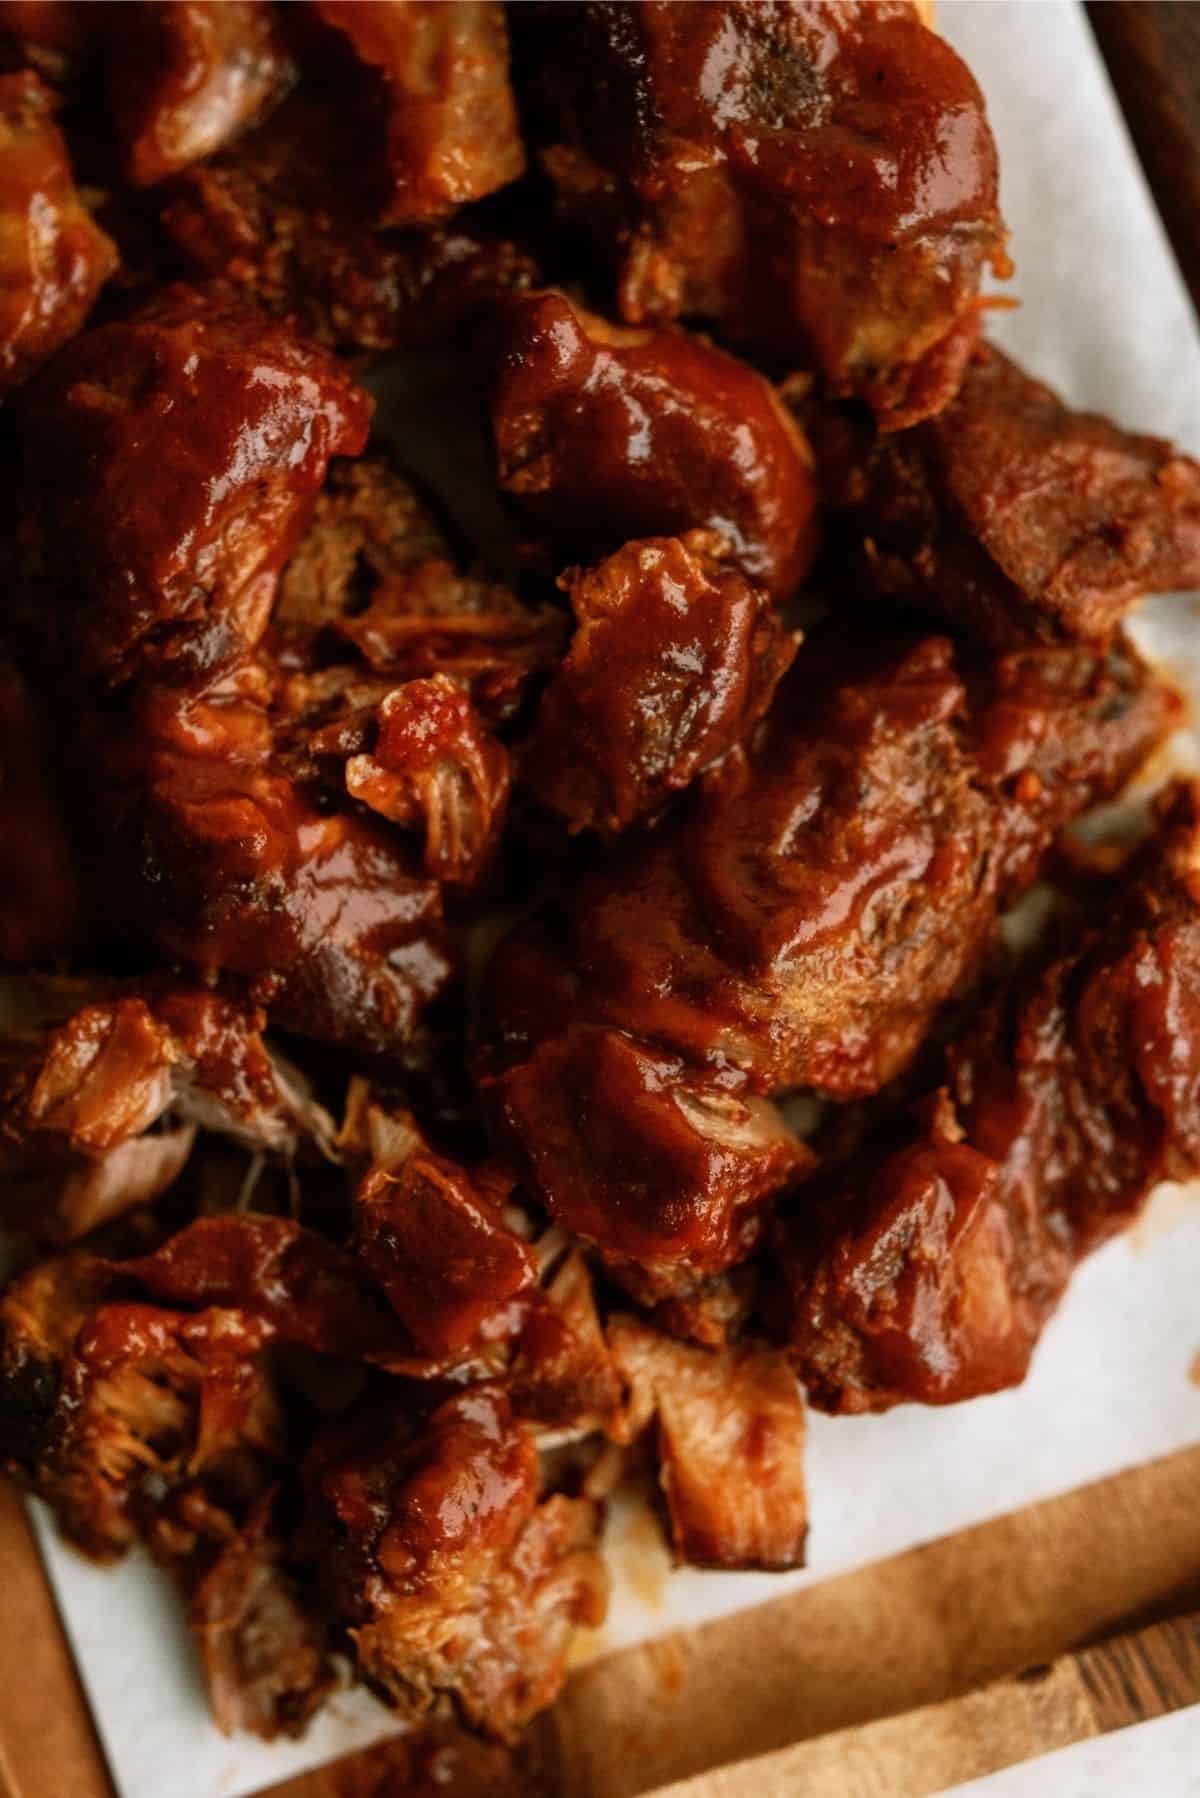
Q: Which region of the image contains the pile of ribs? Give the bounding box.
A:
[0,0,1198,1758]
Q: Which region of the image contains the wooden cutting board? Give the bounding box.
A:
[1086,0,1200,312]
[615,1613,1200,1798]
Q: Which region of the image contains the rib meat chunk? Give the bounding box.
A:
[55,458,537,1042]
[13,296,565,1052]
[162,90,534,352]
[17,369,510,1056]
[188,1496,335,1740]
[52,436,549,1054]
[273,457,563,723]
[15,284,371,684]
[0,984,194,1241]
[821,343,1200,646]
[0,1248,337,1735]
[507,1245,625,1439]
[353,1133,534,1361]
[777,781,1200,1410]
[310,1,524,226]
[517,1,1006,427]
[90,657,453,1058]
[0,1251,281,1558]
[493,1025,811,1298]
[966,636,1184,892]
[0,69,115,392]
[107,0,294,185]
[345,676,510,889]
[523,533,797,836]
[493,632,1173,1096]
[493,292,817,600]
[486,630,1173,1288]
[609,1316,807,1570]
[342,1087,622,1427]
[777,1124,1011,1412]
[112,1214,409,1362]
[0,978,335,1241]
[305,1387,607,1739]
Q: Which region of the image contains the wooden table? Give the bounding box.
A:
[1086,1,1200,314]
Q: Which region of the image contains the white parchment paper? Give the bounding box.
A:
[30,5,1200,1794]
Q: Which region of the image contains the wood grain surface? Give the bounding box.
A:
[1086,1,1200,312]
[629,1613,1200,1798]
[0,1485,113,1798]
